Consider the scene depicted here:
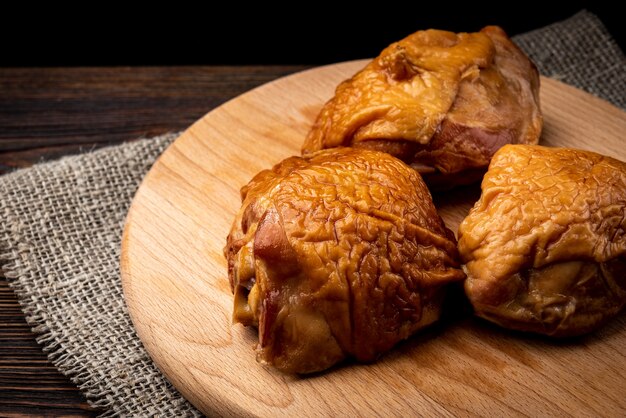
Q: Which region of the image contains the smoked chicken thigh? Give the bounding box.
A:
[458,145,626,337]
[225,148,464,373]
[302,26,542,189]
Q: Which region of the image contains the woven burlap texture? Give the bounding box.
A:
[514,10,625,109]
[0,10,623,417]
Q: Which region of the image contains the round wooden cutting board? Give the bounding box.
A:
[121,60,626,417]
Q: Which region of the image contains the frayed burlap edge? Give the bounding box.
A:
[0,133,200,417]
[0,9,623,418]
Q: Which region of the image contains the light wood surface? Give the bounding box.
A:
[121,60,626,417]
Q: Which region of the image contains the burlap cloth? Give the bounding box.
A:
[0,10,624,417]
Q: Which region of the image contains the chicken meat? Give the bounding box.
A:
[225,148,465,373]
[302,26,542,189]
[458,144,626,336]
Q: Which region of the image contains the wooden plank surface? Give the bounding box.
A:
[0,65,306,416]
[121,60,626,417]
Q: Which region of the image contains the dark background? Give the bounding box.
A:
[2,3,622,66]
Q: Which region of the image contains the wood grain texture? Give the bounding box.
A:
[121,60,626,417]
[0,66,307,175]
[0,278,98,417]
[0,66,306,415]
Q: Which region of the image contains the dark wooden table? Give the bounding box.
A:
[0,66,307,416]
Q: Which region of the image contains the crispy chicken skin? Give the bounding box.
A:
[458,145,626,337]
[302,26,542,189]
[225,148,465,373]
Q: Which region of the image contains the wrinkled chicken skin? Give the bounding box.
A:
[225,148,465,373]
[458,145,626,337]
[302,26,541,189]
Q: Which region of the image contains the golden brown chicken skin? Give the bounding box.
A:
[302,26,542,189]
[225,148,465,373]
[458,145,626,337]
